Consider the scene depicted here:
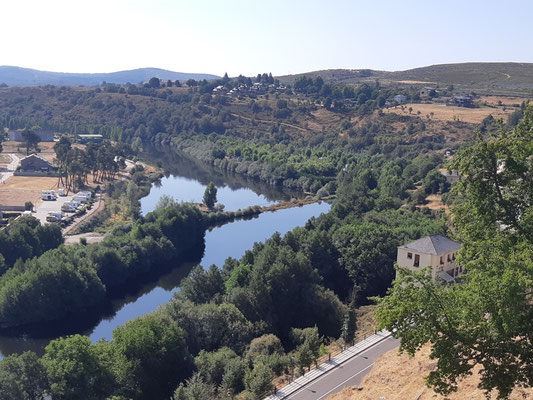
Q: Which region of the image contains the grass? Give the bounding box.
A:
[383,102,516,124]
[327,344,533,400]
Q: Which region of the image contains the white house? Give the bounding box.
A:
[396,234,462,283]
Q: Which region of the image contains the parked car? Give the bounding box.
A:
[41,190,57,201]
[58,188,67,196]
[23,210,32,217]
[46,212,63,223]
[61,202,77,213]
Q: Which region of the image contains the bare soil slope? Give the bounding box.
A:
[328,345,533,400]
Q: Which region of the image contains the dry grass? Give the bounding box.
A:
[1,176,60,191]
[384,103,514,124]
[479,95,530,106]
[328,344,533,400]
[2,142,58,162]
[417,194,449,212]
[0,190,42,207]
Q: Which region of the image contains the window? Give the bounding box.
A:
[414,254,420,267]
[447,254,451,262]
[440,256,444,264]
[407,252,413,259]
[452,253,456,260]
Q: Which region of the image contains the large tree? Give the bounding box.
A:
[376,106,533,398]
[203,182,217,209]
[21,127,41,155]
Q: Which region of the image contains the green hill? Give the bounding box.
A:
[278,62,533,95]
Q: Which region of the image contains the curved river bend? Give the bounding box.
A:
[0,152,330,358]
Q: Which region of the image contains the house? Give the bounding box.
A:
[9,129,54,142]
[393,94,408,103]
[19,154,53,172]
[450,94,474,107]
[419,87,436,97]
[397,235,462,283]
[441,170,460,184]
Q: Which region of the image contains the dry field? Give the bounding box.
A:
[0,190,42,207]
[1,176,60,191]
[2,141,57,162]
[328,344,533,400]
[479,95,530,106]
[0,176,61,208]
[384,103,514,124]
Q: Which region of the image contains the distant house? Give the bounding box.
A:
[9,129,54,142]
[393,94,408,103]
[451,95,474,107]
[441,170,460,184]
[418,87,437,97]
[397,235,462,283]
[19,154,53,172]
[212,85,228,94]
[78,134,103,144]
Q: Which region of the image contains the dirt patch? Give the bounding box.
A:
[1,176,60,191]
[328,344,533,400]
[479,95,530,106]
[2,142,58,162]
[417,194,449,212]
[384,103,514,124]
[0,190,41,207]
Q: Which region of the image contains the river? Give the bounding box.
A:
[0,152,330,358]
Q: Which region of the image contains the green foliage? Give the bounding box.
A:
[376,106,533,398]
[202,182,217,208]
[247,334,284,358]
[0,216,63,267]
[244,362,274,399]
[112,313,193,399]
[42,335,114,400]
[172,373,215,400]
[178,264,224,304]
[194,347,239,386]
[166,300,254,355]
[0,351,48,400]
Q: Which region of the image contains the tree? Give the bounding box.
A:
[21,127,40,155]
[375,105,533,398]
[0,351,48,400]
[112,312,193,399]
[42,335,114,400]
[203,182,217,209]
[173,373,215,400]
[244,363,273,399]
[148,77,160,88]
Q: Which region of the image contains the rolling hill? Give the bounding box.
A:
[0,66,220,87]
[278,62,533,95]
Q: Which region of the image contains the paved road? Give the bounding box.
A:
[285,336,399,400]
[0,154,20,183]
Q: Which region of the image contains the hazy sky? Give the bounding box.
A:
[1,0,531,76]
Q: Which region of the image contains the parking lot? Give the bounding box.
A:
[32,193,78,225]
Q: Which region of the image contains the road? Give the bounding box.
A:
[285,336,399,400]
[0,154,20,183]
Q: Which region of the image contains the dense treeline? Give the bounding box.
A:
[0,217,63,270]
[0,204,205,326]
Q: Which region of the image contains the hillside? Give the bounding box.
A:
[278,62,533,95]
[0,66,220,87]
[328,345,533,400]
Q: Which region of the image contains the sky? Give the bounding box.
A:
[1,0,532,77]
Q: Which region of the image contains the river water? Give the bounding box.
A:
[0,152,330,358]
